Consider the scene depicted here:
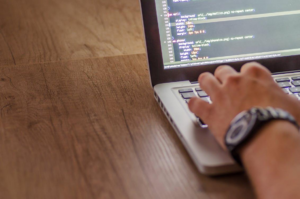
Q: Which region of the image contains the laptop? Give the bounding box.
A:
[139,0,300,175]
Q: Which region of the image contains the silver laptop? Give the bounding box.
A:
[139,0,300,175]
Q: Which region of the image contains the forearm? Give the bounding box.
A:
[240,121,300,199]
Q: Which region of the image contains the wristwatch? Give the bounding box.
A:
[225,107,299,166]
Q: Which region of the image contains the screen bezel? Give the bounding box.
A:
[140,0,300,87]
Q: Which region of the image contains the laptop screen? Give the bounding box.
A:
[155,0,300,69]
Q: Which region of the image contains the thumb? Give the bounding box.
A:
[188,97,212,122]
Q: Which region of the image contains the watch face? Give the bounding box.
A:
[226,112,256,145]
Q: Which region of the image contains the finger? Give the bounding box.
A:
[188,97,212,121]
[240,62,272,80]
[198,72,221,98]
[214,65,238,84]
[288,93,299,101]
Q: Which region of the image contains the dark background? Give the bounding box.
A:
[172,15,300,61]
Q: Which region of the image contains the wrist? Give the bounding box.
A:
[224,107,299,166]
[239,120,300,199]
[239,120,299,166]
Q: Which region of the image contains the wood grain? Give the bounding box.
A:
[0,31,15,66]
[0,54,255,199]
[0,0,145,66]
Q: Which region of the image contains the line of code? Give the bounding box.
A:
[163,0,300,64]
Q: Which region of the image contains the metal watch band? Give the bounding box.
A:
[225,107,300,167]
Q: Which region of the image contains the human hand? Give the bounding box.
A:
[188,62,300,149]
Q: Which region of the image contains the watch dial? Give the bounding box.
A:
[226,120,249,145]
[226,112,257,145]
[230,125,245,139]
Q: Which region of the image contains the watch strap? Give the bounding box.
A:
[225,107,299,167]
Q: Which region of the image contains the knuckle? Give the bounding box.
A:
[226,75,241,85]
[242,62,261,68]
[246,65,262,74]
[199,72,211,83]
[215,65,230,75]
[242,62,270,77]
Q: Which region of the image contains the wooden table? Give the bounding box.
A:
[0,0,255,198]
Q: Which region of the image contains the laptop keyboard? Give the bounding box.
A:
[276,76,300,94]
[179,87,211,126]
[178,75,300,127]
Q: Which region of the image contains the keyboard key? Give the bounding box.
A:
[195,87,202,91]
[278,82,291,88]
[179,88,193,93]
[201,98,210,103]
[197,91,208,97]
[294,93,300,97]
[275,78,290,82]
[182,92,196,99]
[185,99,190,103]
[290,87,300,93]
[292,76,300,81]
[292,81,300,87]
[198,118,206,126]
